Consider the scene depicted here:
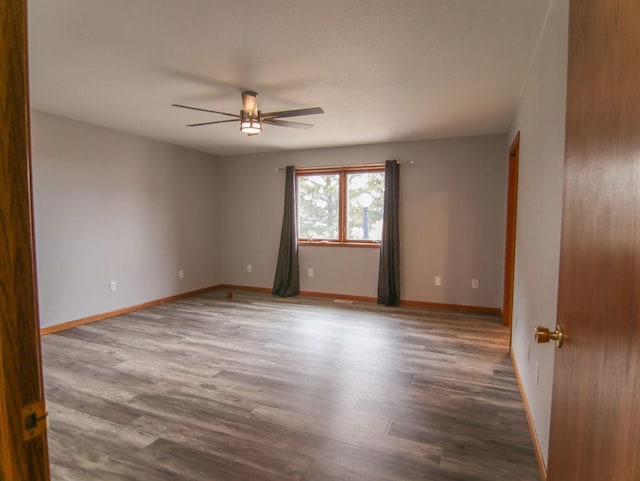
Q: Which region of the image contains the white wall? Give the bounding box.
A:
[31,111,222,328]
[219,135,507,308]
[508,0,569,467]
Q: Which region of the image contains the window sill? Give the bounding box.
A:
[298,241,381,248]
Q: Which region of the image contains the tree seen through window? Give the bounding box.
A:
[297,167,384,244]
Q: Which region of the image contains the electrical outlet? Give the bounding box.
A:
[308,268,314,277]
[514,314,518,329]
[247,264,252,273]
[178,269,184,279]
[434,276,441,286]
[472,279,479,289]
[109,281,117,292]
[535,361,540,385]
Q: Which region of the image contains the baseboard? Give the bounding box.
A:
[400,299,501,316]
[41,283,502,335]
[220,284,501,315]
[217,284,272,294]
[510,352,548,481]
[40,284,222,335]
[218,284,378,303]
[301,290,377,303]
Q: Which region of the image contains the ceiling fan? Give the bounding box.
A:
[172,90,324,136]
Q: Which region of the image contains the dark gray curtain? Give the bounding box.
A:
[377,160,400,306]
[272,166,300,297]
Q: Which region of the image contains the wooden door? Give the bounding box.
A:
[547,0,640,479]
[503,132,520,328]
[0,1,51,480]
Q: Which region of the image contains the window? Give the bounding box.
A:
[297,165,385,246]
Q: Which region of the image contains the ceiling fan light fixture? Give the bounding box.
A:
[240,110,262,135]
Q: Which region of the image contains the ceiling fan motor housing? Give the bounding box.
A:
[241,90,259,116]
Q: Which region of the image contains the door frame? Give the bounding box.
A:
[503,132,520,333]
[0,1,51,480]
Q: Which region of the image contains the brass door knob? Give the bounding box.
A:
[534,325,564,348]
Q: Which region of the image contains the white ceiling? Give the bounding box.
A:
[28,0,552,156]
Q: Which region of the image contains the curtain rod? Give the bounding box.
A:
[275,160,414,172]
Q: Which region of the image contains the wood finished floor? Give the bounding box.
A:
[41,290,540,481]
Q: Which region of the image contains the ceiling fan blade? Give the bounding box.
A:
[187,119,238,127]
[263,118,314,129]
[262,107,324,119]
[172,104,240,118]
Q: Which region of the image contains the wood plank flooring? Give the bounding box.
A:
[41,290,540,481]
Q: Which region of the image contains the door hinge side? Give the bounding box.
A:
[22,400,48,441]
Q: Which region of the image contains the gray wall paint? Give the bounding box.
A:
[508,0,569,467]
[219,135,507,307]
[32,115,507,329]
[32,111,222,328]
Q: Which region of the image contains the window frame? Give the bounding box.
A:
[296,164,385,248]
